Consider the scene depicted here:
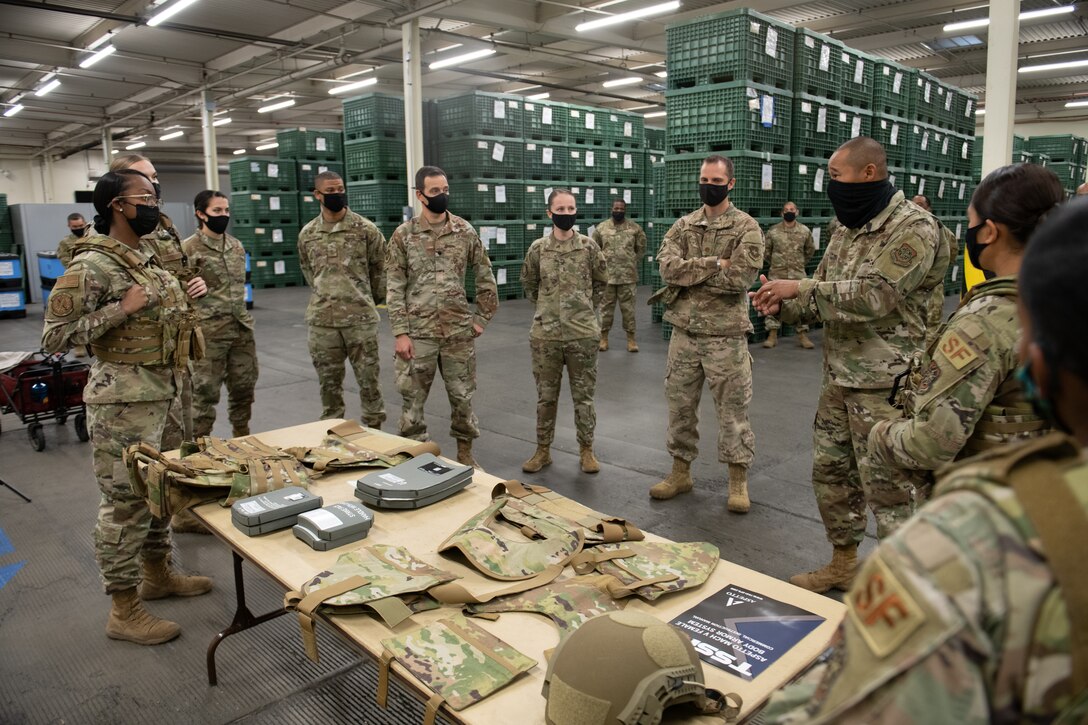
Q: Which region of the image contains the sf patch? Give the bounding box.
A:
[846,555,925,658]
[939,331,979,370]
[890,242,917,267]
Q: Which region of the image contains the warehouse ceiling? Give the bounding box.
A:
[0,0,1085,160]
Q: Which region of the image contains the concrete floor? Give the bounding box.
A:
[0,286,907,723]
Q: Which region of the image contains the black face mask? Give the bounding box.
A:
[826,178,897,229]
[152,182,162,200]
[783,211,797,223]
[551,213,577,232]
[611,211,626,224]
[204,214,230,235]
[699,183,731,207]
[965,221,987,271]
[71,226,87,238]
[421,192,449,215]
[321,193,347,213]
[126,204,161,237]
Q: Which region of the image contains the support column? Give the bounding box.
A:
[101,127,113,166]
[201,90,219,190]
[967,0,1019,291]
[42,156,55,203]
[402,19,425,216]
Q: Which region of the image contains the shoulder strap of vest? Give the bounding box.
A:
[71,235,146,270]
[957,276,1018,311]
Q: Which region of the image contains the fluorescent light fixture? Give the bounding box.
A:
[159,130,184,140]
[213,108,230,115]
[1066,100,1088,108]
[35,80,61,96]
[644,111,666,118]
[111,149,118,154]
[1019,58,1088,73]
[87,32,112,50]
[602,77,642,88]
[40,72,57,83]
[328,77,378,95]
[79,44,116,68]
[655,70,667,78]
[511,84,542,92]
[975,108,986,115]
[944,5,1075,32]
[528,92,550,100]
[626,103,657,110]
[147,0,202,27]
[213,117,231,126]
[125,141,147,150]
[338,68,375,80]
[428,48,495,70]
[233,148,247,155]
[255,142,279,150]
[576,0,680,32]
[257,99,296,113]
[432,43,464,53]
[3,104,24,118]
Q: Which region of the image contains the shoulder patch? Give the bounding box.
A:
[54,273,81,290]
[890,242,917,267]
[48,291,76,318]
[915,359,942,395]
[845,555,926,658]
[939,330,979,370]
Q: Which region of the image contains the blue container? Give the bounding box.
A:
[245,283,253,309]
[0,252,22,281]
[0,288,26,318]
[38,251,65,303]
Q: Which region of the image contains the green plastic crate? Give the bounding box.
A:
[229,158,298,192]
[1026,135,1088,165]
[230,191,300,226]
[233,224,299,256]
[448,180,523,221]
[950,133,974,176]
[297,192,321,223]
[604,149,646,184]
[905,122,956,174]
[666,81,794,156]
[870,114,910,168]
[786,156,834,219]
[911,72,954,129]
[873,60,914,118]
[840,48,875,110]
[567,105,609,147]
[566,146,608,184]
[296,161,345,191]
[831,103,873,145]
[644,127,666,150]
[666,8,795,90]
[951,89,980,136]
[251,255,305,288]
[344,139,407,183]
[602,111,644,148]
[466,259,522,300]
[438,137,525,180]
[342,93,404,140]
[666,151,790,219]
[345,181,410,232]
[574,184,611,223]
[944,255,964,296]
[437,92,524,139]
[523,100,569,142]
[791,94,842,159]
[793,29,843,100]
[476,220,527,262]
[275,129,343,161]
[651,163,667,216]
[1046,162,1087,192]
[523,141,568,181]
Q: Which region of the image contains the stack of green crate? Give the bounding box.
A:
[1027,134,1088,195]
[342,93,409,238]
[229,157,304,289]
[0,194,13,253]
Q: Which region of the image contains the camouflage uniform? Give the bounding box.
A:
[57,232,79,267]
[592,218,646,335]
[658,205,763,466]
[385,213,498,442]
[779,191,940,542]
[297,210,387,426]
[763,434,1088,723]
[521,232,607,447]
[925,220,958,347]
[41,233,187,593]
[762,220,815,333]
[181,230,258,437]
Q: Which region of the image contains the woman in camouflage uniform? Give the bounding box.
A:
[41,170,212,646]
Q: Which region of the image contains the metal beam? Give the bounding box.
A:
[403,19,424,213]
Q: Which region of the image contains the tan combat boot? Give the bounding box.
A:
[579,446,600,473]
[599,335,609,352]
[139,555,213,600]
[170,508,210,535]
[106,588,181,645]
[456,439,478,468]
[798,331,815,349]
[727,464,750,513]
[522,445,552,473]
[626,332,639,353]
[762,329,778,348]
[789,545,859,593]
[649,458,694,500]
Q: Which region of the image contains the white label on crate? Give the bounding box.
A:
[917,178,925,194]
[586,113,596,130]
[477,184,488,192]
[302,163,313,172]
[256,260,267,268]
[623,189,632,204]
[316,137,327,151]
[497,267,507,285]
[256,227,266,236]
[889,173,896,186]
[477,140,488,150]
[883,66,889,76]
[587,224,596,237]
[893,71,903,94]
[571,109,580,118]
[586,150,595,167]
[854,59,865,84]
[962,141,969,160]
[959,184,966,201]
[268,163,278,178]
[805,36,815,48]
[585,188,595,204]
[250,162,260,172]
[910,174,917,184]
[624,121,633,137]
[543,147,553,164]
[851,116,862,138]
[750,21,760,34]
[303,195,314,203]
[269,196,281,210]
[766,27,778,57]
[542,106,553,125]
[945,92,953,111]
[842,51,850,63]
[494,100,505,119]
[611,114,619,122]
[495,185,507,203]
[480,227,495,247]
[610,151,618,161]
[819,44,830,71]
[812,228,821,248]
[965,99,973,117]
[540,186,549,201]
[274,260,286,275]
[839,111,847,123]
[0,293,21,309]
[921,131,929,151]
[924,82,931,103]
[272,229,284,243]
[938,179,946,198]
[747,87,758,98]
[761,163,774,191]
[955,222,962,237]
[493,142,505,163]
[509,100,518,109]
[624,153,633,169]
[525,102,535,112]
[761,95,775,126]
[814,167,825,192]
[942,137,949,155]
[891,123,900,145]
[952,265,959,281]
[496,228,507,245]
[526,143,537,151]
[881,119,888,129]
[250,193,261,201]
[817,107,827,133]
[570,149,580,160]
[798,164,808,175]
[319,165,329,173]
[802,101,812,114]
[748,98,760,111]
[0,261,12,277]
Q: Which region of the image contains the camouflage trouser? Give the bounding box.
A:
[394,334,479,442]
[160,369,190,451]
[191,318,258,437]
[88,399,173,593]
[812,383,922,545]
[308,323,385,427]
[601,283,637,334]
[665,327,755,465]
[530,337,598,447]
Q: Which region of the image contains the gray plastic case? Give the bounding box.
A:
[295,502,375,541]
[292,524,370,551]
[230,486,322,526]
[353,475,472,509]
[353,454,472,509]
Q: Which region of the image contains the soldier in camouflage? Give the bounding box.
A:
[762,201,816,349]
[298,170,387,428]
[521,189,607,475]
[650,155,763,514]
[592,198,646,353]
[181,190,258,439]
[911,194,958,347]
[762,197,1088,724]
[752,138,941,592]
[56,212,88,267]
[386,166,498,468]
[41,170,212,647]
[869,165,1063,501]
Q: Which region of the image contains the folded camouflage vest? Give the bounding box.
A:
[494,480,644,546]
[284,544,460,662]
[464,573,630,632]
[378,613,537,725]
[569,541,720,601]
[125,435,309,518]
[285,420,441,474]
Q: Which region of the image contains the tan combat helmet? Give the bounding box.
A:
[542,610,740,724]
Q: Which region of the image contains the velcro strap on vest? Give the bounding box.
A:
[429,564,565,605]
[595,519,643,543]
[570,547,634,574]
[286,575,371,663]
[91,319,166,364]
[423,693,444,725]
[365,596,415,628]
